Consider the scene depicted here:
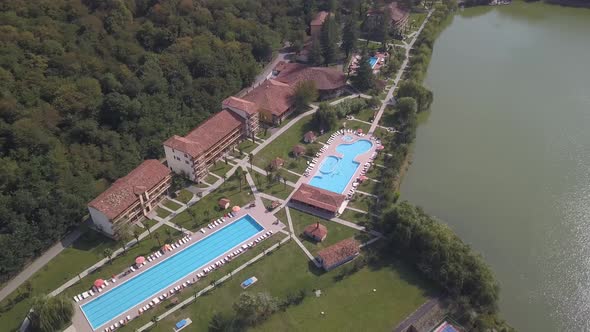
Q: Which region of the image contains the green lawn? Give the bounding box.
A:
[340,209,372,225]
[119,235,286,331]
[209,161,235,178]
[175,189,193,204]
[202,173,219,185]
[358,177,377,194]
[354,107,378,122]
[253,114,318,174]
[408,12,427,34]
[171,176,254,231]
[237,139,258,154]
[156,207,171,218]
[273,208,288,224]
[63,226,182,299]
[347,194,375,213]
[0,230,118,331]
[124,242,432,332]
[257,179,294,200]
[162,199,182,211]
[289,208,363,256]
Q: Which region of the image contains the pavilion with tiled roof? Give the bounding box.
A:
[242,79,295,125]
[290,183,346,215]
[274,62,348,99]
[303,222,328,242]
[316,238,360,271]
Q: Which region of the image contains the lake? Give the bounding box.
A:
[400,2,590,331]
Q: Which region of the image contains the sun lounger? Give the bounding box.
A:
[89,290,94,296]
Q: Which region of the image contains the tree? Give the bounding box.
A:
[165,227,173,240]
[397,81,433,112]
[320,15,340,64]
[235,168,243,192]
[154,232,161,247]
[351,53,375,91]
[309,37,324,66]
[312,103,338,132]
[377,6,392,47]
[133,229,141,244]
[248,153,254,171]
[223,174,227,185]
[254,172,261,186]
[103,248,114,263]
[29,295,73,332]
[233,292,279,325]
[341,16,358,58]
[115,223,132,253]
[293,81,319,114]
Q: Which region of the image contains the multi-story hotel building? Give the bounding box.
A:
[163,104,259,182]
[87,160,171,237]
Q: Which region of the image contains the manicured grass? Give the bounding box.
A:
[202,173,219,185]
[408,12,427,34]
[237,139,258,154]
[120,234,287,331]
[347,194,375,213]
[354,107,378,122]
[254,114,318,174]
[0,230,119,331]
[289,208,362,256]
[63,226,182,299]
[156,207,171,219]
[257,179,294,200]
[162,199,182,211]
[209,161,234,178]
[175,189,193,204]
[278,169,301,183]
[124,242,432,332]
[273,208,288,224]
[171,176,254,231]
[340,209,372,225]
[358,177,377,194]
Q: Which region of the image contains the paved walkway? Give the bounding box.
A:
[284,207,320,266]
[136,234,292,332]
[0,228,84,301]
[369,9,434,135]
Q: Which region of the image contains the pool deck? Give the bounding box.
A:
[71,204,285,332]
[292,131,380,215]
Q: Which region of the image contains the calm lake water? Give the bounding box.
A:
[400,3,590,331]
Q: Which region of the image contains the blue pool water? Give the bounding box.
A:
[369,57,378,68]
[342,135,354,142]
[81,215,263,329]
[309,140,372,194]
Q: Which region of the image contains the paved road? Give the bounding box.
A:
[0,228,83,302]
[368,9,434,134]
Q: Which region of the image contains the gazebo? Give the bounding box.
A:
[218,198,230,209]
[303,222,328,242]
[292,145,306,158]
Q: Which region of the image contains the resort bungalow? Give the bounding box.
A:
[316,238,360,271]
[164,109,248,183]
[304,222,328,242]
[88,160,171,238]
[241,79,295,125]
[290,183,346,216]
[303,131,317,143]
[274,62,348,100]
[366,1,410,33]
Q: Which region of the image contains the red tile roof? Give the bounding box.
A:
[163,110,243,158]
[368,2,409,24]
[222,96,258,115]
[311,11,330,26]
[304,222,328,241]
[242,79,294,117]
[317,238,360,269]
[88,160,171,220]
[291,184,346,213]
[275,63,347,91]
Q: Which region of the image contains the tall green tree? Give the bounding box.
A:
[293,81,319,114]
[397,81,433,112]
[233,292,279,325]
[341,17,359,58]
[320,15,340,64]
[351,53,375,91]
[312,103,338,132]
[309,37,324,66]
[29,295,73,332]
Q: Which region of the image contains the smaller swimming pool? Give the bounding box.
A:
[341,135,354,142]
[309,140,373,194]
[369,57,378,68]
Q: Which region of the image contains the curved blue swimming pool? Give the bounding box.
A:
[81,215,263,330]
[309,140,372,194]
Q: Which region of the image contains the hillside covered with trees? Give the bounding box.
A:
[0,0,322,281]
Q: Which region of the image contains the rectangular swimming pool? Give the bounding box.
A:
[81,215,263,330]
[309,139,372,194]
[369,56,378,68]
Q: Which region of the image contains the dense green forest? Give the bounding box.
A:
[0,0,326,282]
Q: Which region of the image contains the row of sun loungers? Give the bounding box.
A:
[103,315,131,332]
[200,211,237,234]
[74,277,117,302]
